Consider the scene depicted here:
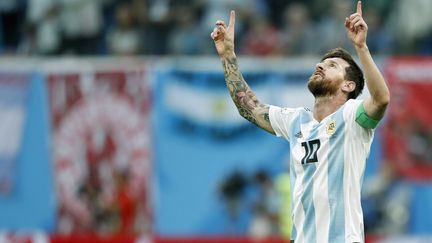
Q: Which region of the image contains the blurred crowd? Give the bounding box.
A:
[219,169,291,239]
[1,0,432,57]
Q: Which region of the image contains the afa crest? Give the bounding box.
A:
[326,119,336,135]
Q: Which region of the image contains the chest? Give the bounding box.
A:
[290,113,346,165]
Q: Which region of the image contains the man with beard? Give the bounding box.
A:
[211,1,390,243]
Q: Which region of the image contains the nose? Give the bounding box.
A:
[315,63,324,71]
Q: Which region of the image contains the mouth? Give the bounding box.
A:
[313,71,324,77]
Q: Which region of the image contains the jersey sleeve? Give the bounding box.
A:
[269,105,297,141]
[355,101,381,129]
[343,99,374,142]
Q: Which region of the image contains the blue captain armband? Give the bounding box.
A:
[355,103,380,129]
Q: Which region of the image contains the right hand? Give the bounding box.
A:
[211,10,236,57]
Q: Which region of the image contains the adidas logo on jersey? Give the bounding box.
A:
[295,131,303,138]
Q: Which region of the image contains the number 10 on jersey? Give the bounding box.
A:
[301,139,321,164]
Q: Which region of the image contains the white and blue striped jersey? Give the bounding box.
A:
[269,99,374,243]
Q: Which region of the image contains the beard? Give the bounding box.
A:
[307,73,339,97]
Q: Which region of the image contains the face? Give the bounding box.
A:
[308,57,350,97]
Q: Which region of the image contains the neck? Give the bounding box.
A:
[313,95,347,122]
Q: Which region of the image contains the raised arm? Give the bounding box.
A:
[345,1,390,120]
[211,11,275,134]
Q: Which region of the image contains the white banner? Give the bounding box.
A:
[0,75,29,195]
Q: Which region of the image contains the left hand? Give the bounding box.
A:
[345,1,368,48]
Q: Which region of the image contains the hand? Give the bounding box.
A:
[345,1,368,48]
[211,10,236,57]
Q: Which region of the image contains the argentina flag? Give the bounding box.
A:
[153,58,315,234]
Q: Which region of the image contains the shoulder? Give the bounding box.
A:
[343,99,376,135]
[270,105,308,118]
[269,105,308,139]
[342,99,363,117]
[344,99,363,109]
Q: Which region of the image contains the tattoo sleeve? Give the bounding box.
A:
[221,55,275,135]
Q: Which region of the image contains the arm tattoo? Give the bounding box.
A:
[264,113,270,123]
[221,56,274,134]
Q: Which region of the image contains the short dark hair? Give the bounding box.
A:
[321,47,364,99]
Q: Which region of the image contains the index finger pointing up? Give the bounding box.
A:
[228,10,236,31]
[356,1,362,16]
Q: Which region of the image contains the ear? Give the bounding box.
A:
[341,80,356,93]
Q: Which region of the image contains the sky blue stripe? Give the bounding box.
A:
[292,224,297,241]
[290,114,301,143]
[328,108,346,242]
[300,116,319,243]
[301,109,313,124]
[290,153,297,241]
[289,115,301,240]
[301,161,317,243]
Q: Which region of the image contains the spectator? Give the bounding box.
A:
[0,0,430,56]
[265,0,291,28]
[138,0,200,55]
[240,15,280,56]
[219,170,249,234]
[316,0,355,54]
[419,30,432,55]
[0,0,25,53]
[275,171,291,240]
[113,170,137,235]
[167,6,203,55]
[17,22,37,55]
[24,0,60,55]
[386,0,432,54]
[362,163,411,235]
[363,8,394,55]
[129,0,151,55]
[201,0,267,54]
[248,170,280,239]
[57,0,108,55]
[106,3,142,56]
[279,2,318,56]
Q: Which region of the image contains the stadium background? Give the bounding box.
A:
[0,0,432,242]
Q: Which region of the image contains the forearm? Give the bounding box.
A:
[355,45,390,104]
[355,44,390,119]
[220,53,274,134]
